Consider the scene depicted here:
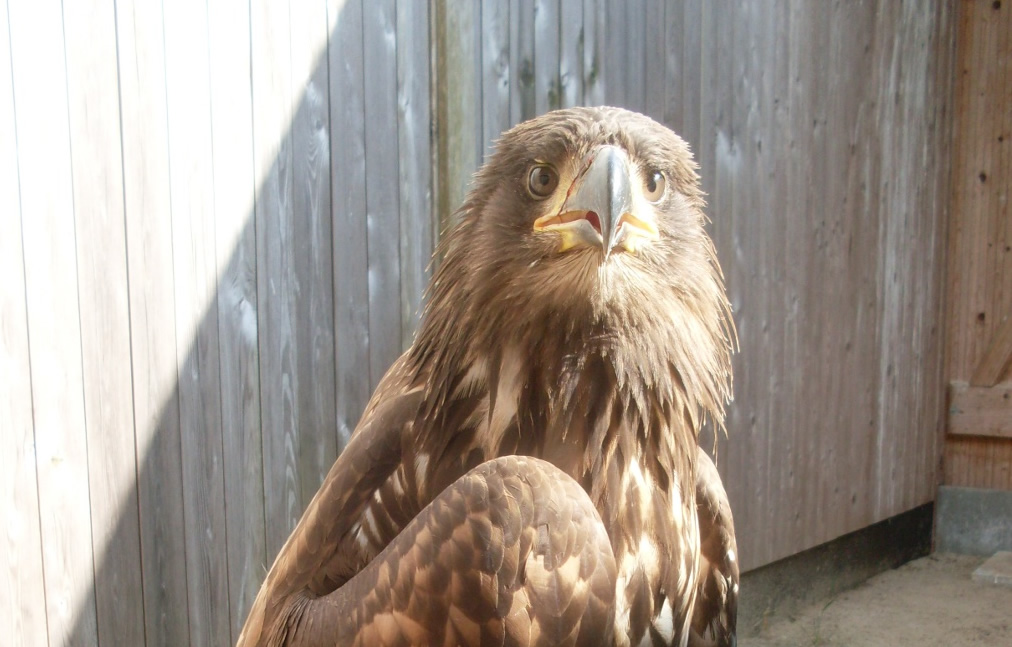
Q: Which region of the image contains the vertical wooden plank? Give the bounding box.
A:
[980,8,1011,495]
[115,0,191,642]
[924,0,956,498]
[767,0,808,558]
[708,0,751,558]
[945,0,972,388]
[717,0,759,569]
[363,0,403,388]
[162,0,230,644]
[980,0,1010,388]
[823,0,876,536]
[757,0,783,569]
[481,0,511,154]
[436,0,481,227]
[662,0,683,131]
[253,0,332,557]
[8,0,99,643]
[61,0,146,642]
[680,0,702,153]
[985,0,1012,487]
[871,1,950,516]
[510,0,536,124]
[559,0,583,108]
[912,0,950,509]
[943,0,1011,490]
[804,1,832,548]
[534,0,560,114]
[206,0,266,639]
[946,0,988,383]
[624,0,645,112]
[642,0,664,118]
[0,2,48,642]
[328,0,371,448]
[976,2,1001,410]
[290,0,338,503]
[729,0,789,571]
[11,2,102,644]
[767,0,794,568]
[803,0,833,550]
[601,1,627,106]
[397,0,434,348]
[252,0,296,560]
[956,1,1000,379]
[582,0,604,107]
[872,0,910,519]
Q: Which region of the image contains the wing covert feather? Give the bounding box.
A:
[290,456,617,647]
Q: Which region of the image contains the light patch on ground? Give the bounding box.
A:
[744,553,1012,647]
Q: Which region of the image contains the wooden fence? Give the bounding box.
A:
[1,2,954,646]
[944,0,1012,490]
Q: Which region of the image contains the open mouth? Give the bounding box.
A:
[534,209,602,234]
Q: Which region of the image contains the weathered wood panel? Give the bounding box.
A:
[0,2,48,642]
[481,0,511,159]
[2,2,958,643]
[434,0,953,570]
[363,0,404,388]
[397,0,435,349]
[970,316,1012,387]
[8,1,99,644]
[115,0,191,643]
[292,0,338,503]
[252,0,338,559]
[329,0,371,448]
[559,0,583,108]
[253,0,299,559]
[63,0,146,643]
[163,1,231,643]
[582,0,605,107]
[944,0,1012,491]
[435,0,482,231]
[534,0,561,114]
[949,382,1012,439]
[720,1,951,566]
[510,0,536,125]
[207,0,266,641]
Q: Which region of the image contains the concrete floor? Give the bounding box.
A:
[742,553,1012,647]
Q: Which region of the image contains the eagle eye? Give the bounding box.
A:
[527,164,559,199]
[644,170,666,202]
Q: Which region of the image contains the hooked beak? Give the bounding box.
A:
[532,145,660,255]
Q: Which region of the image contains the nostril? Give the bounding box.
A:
[584,210,601,234]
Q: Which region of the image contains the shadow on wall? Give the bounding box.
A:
[64,1,431,646]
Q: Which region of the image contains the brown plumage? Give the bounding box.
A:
[238,106,738,647]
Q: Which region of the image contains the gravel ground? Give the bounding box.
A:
[742,553,1012,647]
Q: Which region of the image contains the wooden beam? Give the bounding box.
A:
[948,381,1012,438]
[971,316,1012,387]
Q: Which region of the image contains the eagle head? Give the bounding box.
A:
[414,106,733,444]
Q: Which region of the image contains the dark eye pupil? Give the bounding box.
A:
[528,165,558,197]
[645,170,665,201]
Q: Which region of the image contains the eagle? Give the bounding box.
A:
[238,106,738,647]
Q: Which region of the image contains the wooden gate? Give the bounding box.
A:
[944,0,1012,490]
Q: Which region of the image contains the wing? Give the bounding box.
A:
[238,357,618,647]
[291,456,616,647]
[689,446,739,647]
[241,454,616,647]
[237,356,422,646]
